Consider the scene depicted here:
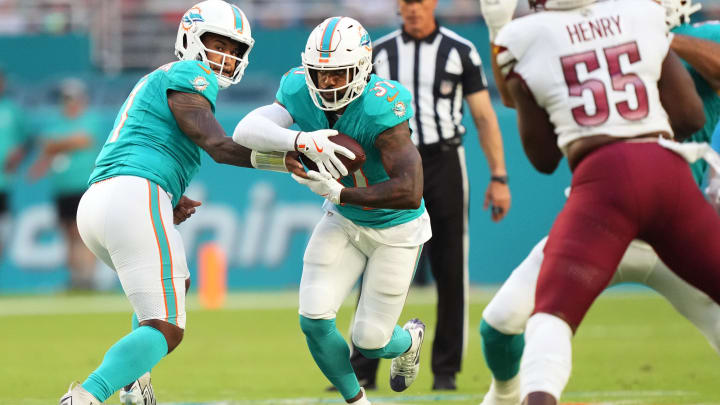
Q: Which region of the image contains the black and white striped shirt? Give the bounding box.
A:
[372,25,488,147]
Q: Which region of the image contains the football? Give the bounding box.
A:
[299,133,367,174]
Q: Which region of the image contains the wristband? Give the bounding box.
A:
[250,150,288,172]
[490,175,509,185]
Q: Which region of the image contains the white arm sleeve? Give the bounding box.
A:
[232,103,298,152]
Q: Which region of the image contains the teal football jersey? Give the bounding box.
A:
[89,60,219,206]
[673,22,720,185]
[40,110,104,195]
[276,68,425,228]
[0,97,28,192]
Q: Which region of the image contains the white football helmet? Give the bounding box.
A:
[660,0,702,29]
[529,0,595,10]
[302,17,373,111]
[174,0,254,89]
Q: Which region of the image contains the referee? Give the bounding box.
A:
[347,0,511,391]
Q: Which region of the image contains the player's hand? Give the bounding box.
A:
[284,151,309,179]
[706,177,720,215]
[173,195,202,225]
[484,180,511,222]
[479,0,518,41]
[291,170,344,204]
[27,155,52,180]
[295,129,356,179]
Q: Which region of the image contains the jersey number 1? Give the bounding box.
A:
[561,41,649,127]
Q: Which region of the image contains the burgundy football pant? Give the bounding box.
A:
[535,141,720,331]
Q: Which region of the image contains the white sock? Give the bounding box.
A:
[520,313,572,401]
[494,374,520,395]
[349,387,371,405]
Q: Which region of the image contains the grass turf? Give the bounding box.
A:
[0,288,718,404]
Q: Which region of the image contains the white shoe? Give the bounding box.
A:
[389,318,425,392]
[119,372,156,405]
[479,377,521,405]
[59,382,101,405]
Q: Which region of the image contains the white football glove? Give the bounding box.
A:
[295,129,356,179]
[479,0,518,41]
[292,170,344,205]
[706,175,720,215]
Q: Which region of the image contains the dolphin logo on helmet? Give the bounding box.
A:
[174,0,255,89]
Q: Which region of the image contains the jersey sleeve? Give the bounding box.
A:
[645,1,673,58]
[362,80,414,144]
[275,67,306,107]
[461,42,488,95]
[166,61,219,112]
[494,19,528,79]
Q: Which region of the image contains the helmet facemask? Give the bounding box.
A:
[303,57,371,111]
[196,32,252,88]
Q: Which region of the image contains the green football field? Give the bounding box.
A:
[1,287,718,405]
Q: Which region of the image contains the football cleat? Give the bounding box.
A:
[119,372,156,405]
[389,318,425,392]
[59,382,101,405]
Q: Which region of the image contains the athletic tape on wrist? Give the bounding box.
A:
[250,150,288,172]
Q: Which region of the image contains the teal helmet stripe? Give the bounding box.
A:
[231,5,244,32]
[320,17,342,59]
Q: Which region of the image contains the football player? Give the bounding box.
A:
[477,1,720,402]
[478,0,720,403]
[233,17,431,405]
[477,1,720,403]
[59,1,341,404]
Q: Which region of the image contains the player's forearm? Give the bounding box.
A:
[232,104,296,152]
[474,113,508,176]
[340,177,422,210]
[205,136,254,167]
[44,134,92,155]
[671,34,720,91]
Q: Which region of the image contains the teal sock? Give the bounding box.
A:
[131,313,139,330]
[81,326,168,401]
[356,325,411,359]
[299,316,360,400]
[480,319,525,380]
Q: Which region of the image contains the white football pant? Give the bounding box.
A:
[299,208,431,350]
[77,176,189,328]
[483,236,720,352]
[483,236,720,400]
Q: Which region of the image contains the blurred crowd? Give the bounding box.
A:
[1,0,720,35]
[0,68,105,290]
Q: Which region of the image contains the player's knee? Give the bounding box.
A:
[483,292,533,334]
[299,315,335,340]
[351,321,389,350]
[480,318,514,344]
[141,319,184,353]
